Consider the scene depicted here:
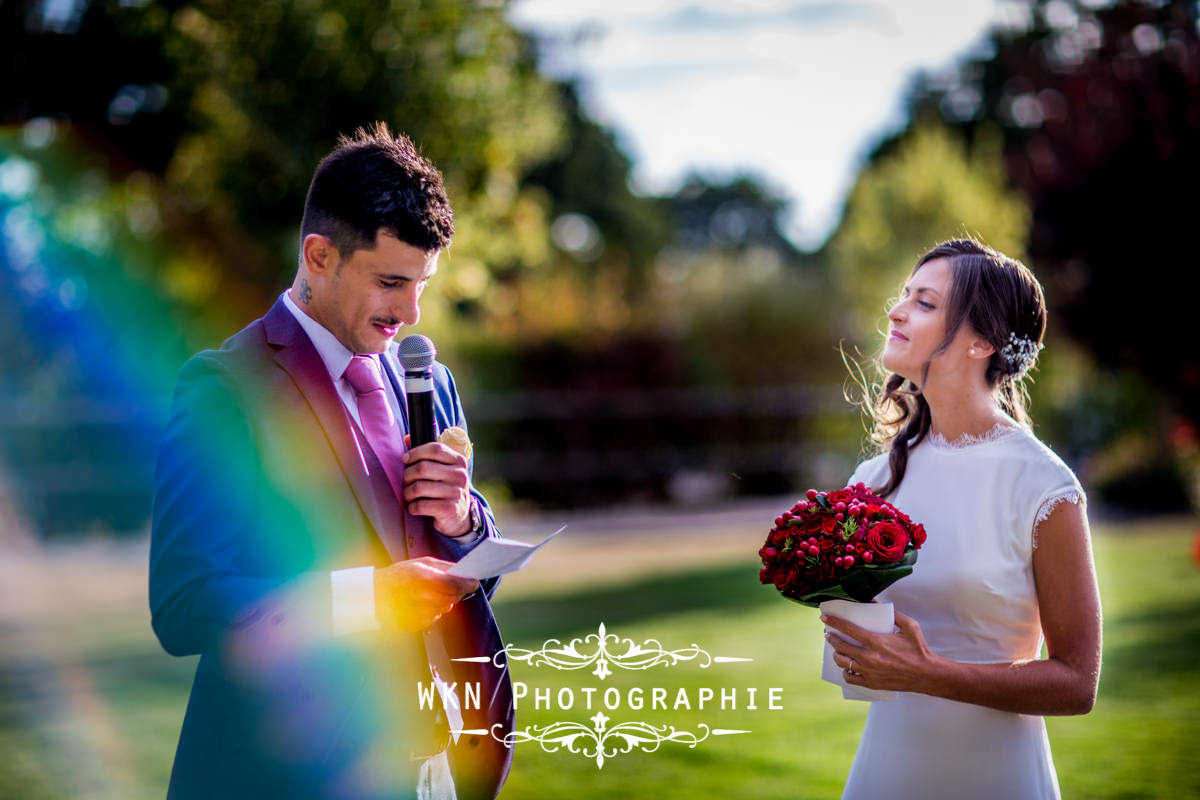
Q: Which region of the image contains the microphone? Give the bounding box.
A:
[398,334,438,447]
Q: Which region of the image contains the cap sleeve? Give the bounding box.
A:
[1031,481,1086,549]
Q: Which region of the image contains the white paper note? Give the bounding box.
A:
[446,525,567,579]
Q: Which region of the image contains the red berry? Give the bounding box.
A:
[808,545,819,557]
[807,537,818,547]
[863,551,874,563]
[844,555,855,567]
[775,516,784,527]
[835,557,844,567]
[806,489,818,501]
[782,511,793,522]
[835,502,846,512]
[836,513,844,522]
[845,544,855,554]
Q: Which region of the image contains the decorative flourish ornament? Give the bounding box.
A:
[491,622,750,680]
[492,715,749,769]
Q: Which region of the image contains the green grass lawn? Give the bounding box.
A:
[1,518,1197,799]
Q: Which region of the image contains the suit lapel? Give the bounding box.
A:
[262,299,407,558]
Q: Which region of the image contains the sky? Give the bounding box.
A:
[508,0,1008,250]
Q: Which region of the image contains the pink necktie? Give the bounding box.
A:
[343,355,407,501]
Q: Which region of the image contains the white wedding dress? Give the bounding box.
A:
[840,423,1084,800]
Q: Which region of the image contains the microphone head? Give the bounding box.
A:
[398,334,437,373]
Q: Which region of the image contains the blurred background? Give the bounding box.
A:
[1,0,1197,798]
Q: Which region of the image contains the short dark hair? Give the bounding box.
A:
[300,122,454,257]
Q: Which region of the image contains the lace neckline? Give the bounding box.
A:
[925,422,1023,451]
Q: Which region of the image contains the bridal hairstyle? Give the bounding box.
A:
[300,121,455,257]
[867,238,1047,497]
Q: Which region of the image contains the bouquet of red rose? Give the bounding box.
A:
[759,483,927,701]
[759,483,926,605]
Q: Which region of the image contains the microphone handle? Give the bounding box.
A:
[406,370,437,447]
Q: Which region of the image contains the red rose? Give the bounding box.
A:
[828,488,854,504]
[773,566,798,590]
[912,523,927,547]
[865,520,910,562]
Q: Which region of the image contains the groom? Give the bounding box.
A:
[150,123,513,799]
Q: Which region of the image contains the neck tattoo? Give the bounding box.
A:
[299,278,312,305]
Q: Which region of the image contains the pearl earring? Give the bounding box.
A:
[969,348,976,355]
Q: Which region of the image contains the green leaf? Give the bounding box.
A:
[783,548,919,607]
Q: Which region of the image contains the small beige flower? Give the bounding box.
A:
[438,426,472,460]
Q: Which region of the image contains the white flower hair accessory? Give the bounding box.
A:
[1000,332,1043,380]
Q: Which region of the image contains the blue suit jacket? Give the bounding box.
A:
[150,298,511,799]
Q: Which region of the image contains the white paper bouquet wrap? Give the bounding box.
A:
[819,599,898,702]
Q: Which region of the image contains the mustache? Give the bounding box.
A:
[372,318,400,327]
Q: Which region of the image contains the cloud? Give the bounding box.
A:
[649,2,891,35]
[510,0,998,248]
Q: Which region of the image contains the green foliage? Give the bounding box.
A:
[2,0,566,307]
[524,83,669,288]
[795,550,919,607]
[667,173,799,257]
[823,121,1030,345]
[647,249,837,384]
[160,0,564,287]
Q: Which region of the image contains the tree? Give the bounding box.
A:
[523,82,668,287]
[666,172,800,258]
[2,0,565,298]
[823,121,1030,345]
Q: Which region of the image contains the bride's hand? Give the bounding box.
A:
[822,610,943,693]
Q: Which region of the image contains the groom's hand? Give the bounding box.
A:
[376,556,479,631]
[823,610,940,693]
[401,436,473,536]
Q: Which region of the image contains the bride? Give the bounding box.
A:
[823,239,1101,800]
